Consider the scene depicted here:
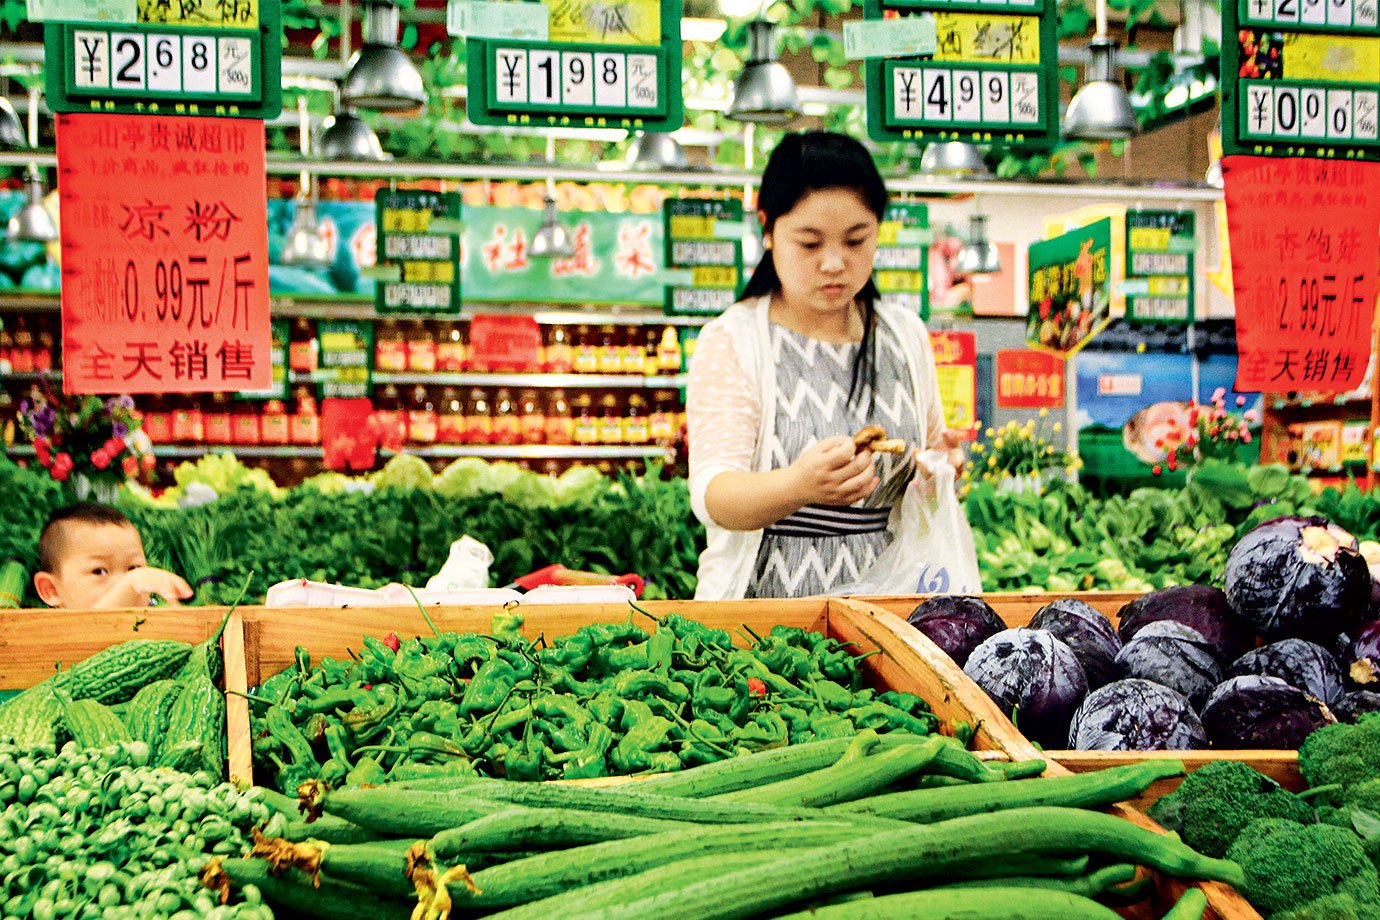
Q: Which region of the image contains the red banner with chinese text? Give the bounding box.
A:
[1223,156,1380,394]
[929,330,977,435]
[57,113,271,395]
[995,349,1065,409]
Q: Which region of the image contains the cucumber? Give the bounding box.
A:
[429,807,688,854]
[714,739,945,807]
[202,857,412,920]
[933,863,1141,898]
[630,737,865,797]
[771,887,1125,919]
[253,837,421,898]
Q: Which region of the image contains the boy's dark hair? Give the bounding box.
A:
[38,502,134,573]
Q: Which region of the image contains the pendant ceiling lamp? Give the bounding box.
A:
[626,131,689,170]
[530,183,575,259]
[919,141,989,177]
[318,101,387,161]
[0,96,23,149]
[1062,0,1139,141]
[728,20,800,125]
[8,86,56,244]
[343,0,427,112]
[954,214,1000,275]
[282,99,334,269]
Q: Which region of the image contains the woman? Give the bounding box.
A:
[687,131,963,600]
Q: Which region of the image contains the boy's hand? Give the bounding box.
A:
[94,567,194,609]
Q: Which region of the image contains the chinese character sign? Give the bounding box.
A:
[57,113,271,395]
[929,330,977,432]
[995,349,1064,409]
[1223,156,1380,393]
[1026,217,1114,356]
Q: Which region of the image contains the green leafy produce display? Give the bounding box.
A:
[0,741,284,919]
[249,611,940,791]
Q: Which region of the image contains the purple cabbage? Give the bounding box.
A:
[963,627,1089,748]
[1031,599,1122,690]
[906,596,1006,667]
[1201,675,1336,749]
[1068,679,1207,751]
[1349,620,1380,687]
[1117,585,1256,663]
[1334,690,1380,723]
[1229,639,1346,706]
[1115,621,1223,710]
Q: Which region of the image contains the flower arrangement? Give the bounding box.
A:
[17,377,153,497]
[1151,388,1257,476]
[965,410,1082,490]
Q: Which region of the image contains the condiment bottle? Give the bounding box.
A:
[289,386,320,445]
[623,392,649,444]
[546,389,574,445]
[232,400,261,446]
[656,327,682,375]
[437,323,467,373]
[407,385,438,445]
[31,324,53,373]
[406,320,437,373]
[519,389,545,444]
[642,327,662,375]
[141,396,173,444]
[261,399,290,445]
[572,393,598,445]
[375,320,408,373]
[465,387,493,445]
[597,325,622,374]
[373,384,407,452]
[492,387,520,445]
[438,387,465,444]
[203,392,233,444]
[289,318,318,374]
[650,390,678,444]
[573,325,598,374]
[621,326,646,375]
[598,393,624,444]
[9,317,33,374]
[544,326,574,374]
[171,398,204,443]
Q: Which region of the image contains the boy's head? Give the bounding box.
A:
[34,502,147,608]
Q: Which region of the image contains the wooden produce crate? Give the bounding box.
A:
[858,593,1303,805]
[0,606,253,783]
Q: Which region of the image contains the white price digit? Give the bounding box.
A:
[1010,72,1039,123]
[1245,83,1274,136]
[892,68,923,119]
[1301,0,1327,25]
[1328,0,1354,27]
[182,36,216,93]
[1274,0,1300,21]
[495,49,527,103]
[147,35,180,91]
[528,49,560,104]
[922,69,951,121]
[982,72,1009,123]
[1327,90,1353,139]
[593,53,625,108]
[562,52,593,106]
[1300,88,1327,137]
[952,70,980,122]
[72,31,110,90]
[1274,87,1300,135]
[110,33,145,89]
[1353,91,1377,140]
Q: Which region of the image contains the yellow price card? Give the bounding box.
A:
[1129,227,1171,252]
[692,265,738,288]
[670,215,715,239]
[933,13,1041,66]
[138,0,258,28]
[1280,33,1380,83]
[876,270,925,292]
[547,0,661,46]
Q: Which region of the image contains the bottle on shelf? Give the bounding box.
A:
[544,326,574,374]
[0,388,14,446]
[289,386,320,446]
[31,322,54,373]
[465,387,493,445]
[573,325,598,374]
[623,392,650,445]
[598,392,624,444]
[492,387,520,445]
[171,398,204,444]
[261,399,290,446]
[407,385,438,446]
[572,392,598,445]
[141,395,173,444]
[680,327,701,373]
[289,318,318,375]
[373,384,407,452]
[656,326,682,375]
[650,390,679,445]
[438,387,465,444]
[621,325,646,376]
[643,327,662,376]
[597,325,622,375]
[546,389,574,446]
[406,320,437,374]
[232,399,261,446]
[519,388,545,444]
[204,392,233,445]
[0,321,13,373]
[375,320,408,374]
[437,323,468,373]
[9,317,33,374]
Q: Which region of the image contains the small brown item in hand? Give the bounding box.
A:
[853,426,907,454]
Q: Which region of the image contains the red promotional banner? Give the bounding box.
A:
[1223,156,1380,394]
[321,398,378,471]
[928,331,977,434]
[468,314,542,372]
[56,113,271,395]
[995,349,1066,409]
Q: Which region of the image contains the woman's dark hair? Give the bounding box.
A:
[741,131,889,407]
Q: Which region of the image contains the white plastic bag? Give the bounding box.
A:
[841,450,982,596]
[425,535,494,591]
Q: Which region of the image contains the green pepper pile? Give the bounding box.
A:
[250,611,940,791]
[0,740,284,919]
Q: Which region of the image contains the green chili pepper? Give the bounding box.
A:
[560,723,614,779]
[846,701,938,735]
[646,628,675,673]
[341,685,403,743]
[614,670,690,703]
[461,660,519,714]
[345,755,388,786]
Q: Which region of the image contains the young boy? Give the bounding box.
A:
[33,503,192,609]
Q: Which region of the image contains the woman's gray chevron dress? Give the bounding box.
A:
[746,320,922,598]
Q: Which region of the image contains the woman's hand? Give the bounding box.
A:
[939,428,967,475]
[788,435,879,506]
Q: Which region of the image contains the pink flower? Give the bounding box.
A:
[1242,432,1253,444]
[1244,410,1260,423]
[1236,395,1247,407]
[1212,387,1227,403]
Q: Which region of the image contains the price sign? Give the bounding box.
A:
[874,202,930,318]
[464,0,682,131]
[662,198,744,316]
[56,113,271,395]
[929,330,977,431]
[375,188,462,315]
[1027,217,1114,356]
[995,349,1065,408]
[1222,0,1379,159]
[1223,155,1380,392]
[44,0,280,118]
[1124,210,1195,324]
[318,320,374,399]
[863,0,1058,150]
[236,317,288,400]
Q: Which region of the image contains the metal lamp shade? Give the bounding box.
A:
[281,200,334,269]
[626,131,689,170]
[920,141,989,177]
[1204,159,1223,188]
[318,110,387,161]
[728,20,800,124]
[530,197,575,259]
[8,169,57,243]
[343,1,427,111]
[1063,37,1139,141]
[954,215,1000,275]
[0,97,24,149]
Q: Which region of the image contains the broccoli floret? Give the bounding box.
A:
[1147,760,1315,858]
[1275,894,1380,920]
[1299,713,1380,790]
[1226,818,1380,916]
[1342,779,1380,814]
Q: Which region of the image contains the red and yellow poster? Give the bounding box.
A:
[929,330,977,433]
[995,349,1065,409]
[56,113,271,394]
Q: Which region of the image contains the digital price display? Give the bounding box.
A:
[864,0,1059,150]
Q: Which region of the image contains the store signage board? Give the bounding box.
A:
[317,320,373,399]
[1220,0,1379,160]
[1223,155,1379,392]
[862,0,1059,150]
[448,0,549,40]
[374,188,463,316]
[875,202,930,319]
[662,198,744,317]
[843,16,938,59]
[995,348,1064,408]
[463,0,683,132]
[56,113,271,395]
[44,0,282,119]
[1124,210,1195,325]
[1026,217,1114,357]
[28,0,135,24]
[929,330,977,431]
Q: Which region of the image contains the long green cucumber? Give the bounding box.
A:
[872,734,1007,783]
[714,738,945,807]
[771,887,1125,919]
[828,760,1185,823]
[1162,889,1209,920]
[202,858,413,920]
[300,782,513,835]
[440,820,864,908]
[550,806,1244,920]
[279,816,391,845]
[933,863,1141,898]
[252,836,421,898]
[430,807,688,854]
[247,787,302,816]
[630,737,865,797]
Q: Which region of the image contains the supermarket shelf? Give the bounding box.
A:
[1268,395,1373,411]
[1,370,59,381]
[6,444,319,460]
[7,443,670,461]
[368,372,689,389]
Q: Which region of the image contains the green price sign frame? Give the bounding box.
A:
[662,198,744,317]
[874,201,930,320]
[318,319,374,400]
[466,0,683,131]
[1220,0,1379,160]
[375,188,463,316]
[236,317,289,401]
[44,0,282,118]
[862,0,1060,151]
[1124,210,1196,325]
